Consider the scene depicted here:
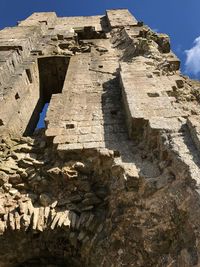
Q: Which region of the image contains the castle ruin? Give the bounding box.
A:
[0,9,200,267]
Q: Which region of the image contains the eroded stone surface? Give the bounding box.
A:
[0,8,200,267]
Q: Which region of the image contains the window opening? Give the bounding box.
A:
[74,26,106,40]
[23,56,70,136]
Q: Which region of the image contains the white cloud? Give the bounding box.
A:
[185,36,200,76]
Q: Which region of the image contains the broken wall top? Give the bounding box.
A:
[0,8,199,173]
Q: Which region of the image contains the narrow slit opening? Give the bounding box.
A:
[26,69,33,83]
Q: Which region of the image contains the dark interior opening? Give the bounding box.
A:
[26,69,33,83]
[1,229,83,267]
[75,26,106,40]
[17,257,66,267]
[38,57,69,103]
[23,56,70,136]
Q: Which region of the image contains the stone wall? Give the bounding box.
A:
[0,8,200,267]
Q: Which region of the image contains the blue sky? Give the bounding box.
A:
[1,0,200,128]
[1,0,200,78]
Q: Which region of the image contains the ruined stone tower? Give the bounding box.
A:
[0,9,200,267]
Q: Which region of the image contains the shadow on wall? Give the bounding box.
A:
[23,56,70,136]
[101,76,135,163]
